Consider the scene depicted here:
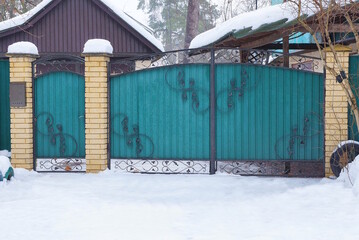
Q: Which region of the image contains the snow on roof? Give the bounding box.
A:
[189,1,314,49]
[99,0,164,52]
[83,39,113,54]
[0,0,164,52]
[7,41,39,55]
[0,0,52,32]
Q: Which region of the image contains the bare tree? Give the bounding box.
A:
[290,0,359,129]
[220,0,270,21]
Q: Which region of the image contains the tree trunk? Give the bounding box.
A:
[184,0,199,49]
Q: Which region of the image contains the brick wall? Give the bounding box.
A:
[8,56,36,170]
[325,46,351,176]
[84,55,110,173]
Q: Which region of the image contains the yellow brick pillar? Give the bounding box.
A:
[83,53,111,173]
[324,45,352,176]
[6,44,39,170]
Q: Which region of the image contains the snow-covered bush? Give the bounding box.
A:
[337,156,359,194]
[0,155,14,181]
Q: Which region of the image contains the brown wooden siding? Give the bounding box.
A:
[0,0,159,57]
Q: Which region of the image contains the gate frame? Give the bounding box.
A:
[32,54,86,172]
[108,47,326,177]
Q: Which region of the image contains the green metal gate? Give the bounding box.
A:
[110,57,324,176]
[33,56,85,172]
[349,55,359,140]
[0,60,10,151]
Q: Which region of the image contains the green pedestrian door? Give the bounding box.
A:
[0,60,10,151]
[34,71,85,172]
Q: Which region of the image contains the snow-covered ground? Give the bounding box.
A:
[0,168,358,240]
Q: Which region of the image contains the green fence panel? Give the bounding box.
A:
[0,60,10,151]
[111,65,210,160]
[215,64,324,161]
[34,72,85,158]
[349,55,359,140]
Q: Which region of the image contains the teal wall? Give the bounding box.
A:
[0,60,10,151]
[34,72,85,158]
[271,0,283,5]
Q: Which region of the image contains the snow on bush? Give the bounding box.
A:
[7,41,39,55]
[0,156,11,176]
[0,150,11,158]
[83,39,113,54]
[338,156,359,194]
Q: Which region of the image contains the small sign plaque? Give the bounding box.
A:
[10,82,26,107]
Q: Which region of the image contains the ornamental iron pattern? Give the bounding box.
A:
[165,67,210,114]
[111,159,209,174]
[33,55,85,78]
[111,113,154,159]
[110,47,322,75]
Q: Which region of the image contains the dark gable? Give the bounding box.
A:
[0,0,161,57]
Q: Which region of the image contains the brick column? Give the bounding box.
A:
[84,55,110,173]
[6,55,37,170]
[324,45,351,176]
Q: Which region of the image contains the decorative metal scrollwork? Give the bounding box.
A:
[219,161,267,175]
[34,55,84,78]
[109,47,323,76]
[165,67,209,113]
[113,159,209,174]
[215,69,251,113]
[275,112,323,160]
[38,158,85,171]
[36,112,79,157]
[112,113,154,159]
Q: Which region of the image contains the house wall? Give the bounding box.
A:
[0,0,157,57]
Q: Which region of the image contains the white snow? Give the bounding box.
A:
[0,156,11,176]
[338,156,359,194]
[0,150,11,158]
[83,39,113,54]
[190,1,316,49]
[7,41,39,55]
[1,170,359,239]
[0,0,164,52]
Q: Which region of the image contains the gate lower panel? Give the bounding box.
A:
[110,159,209,174]
[218,161,324,177]
[36,158,86,172]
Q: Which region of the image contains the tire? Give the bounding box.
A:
[330,142,359,177]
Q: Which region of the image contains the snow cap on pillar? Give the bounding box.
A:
[83,39,113,55]
[7,41,39,56]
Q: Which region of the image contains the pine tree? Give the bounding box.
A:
[138,0,220,50]
[0,0,41,22]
